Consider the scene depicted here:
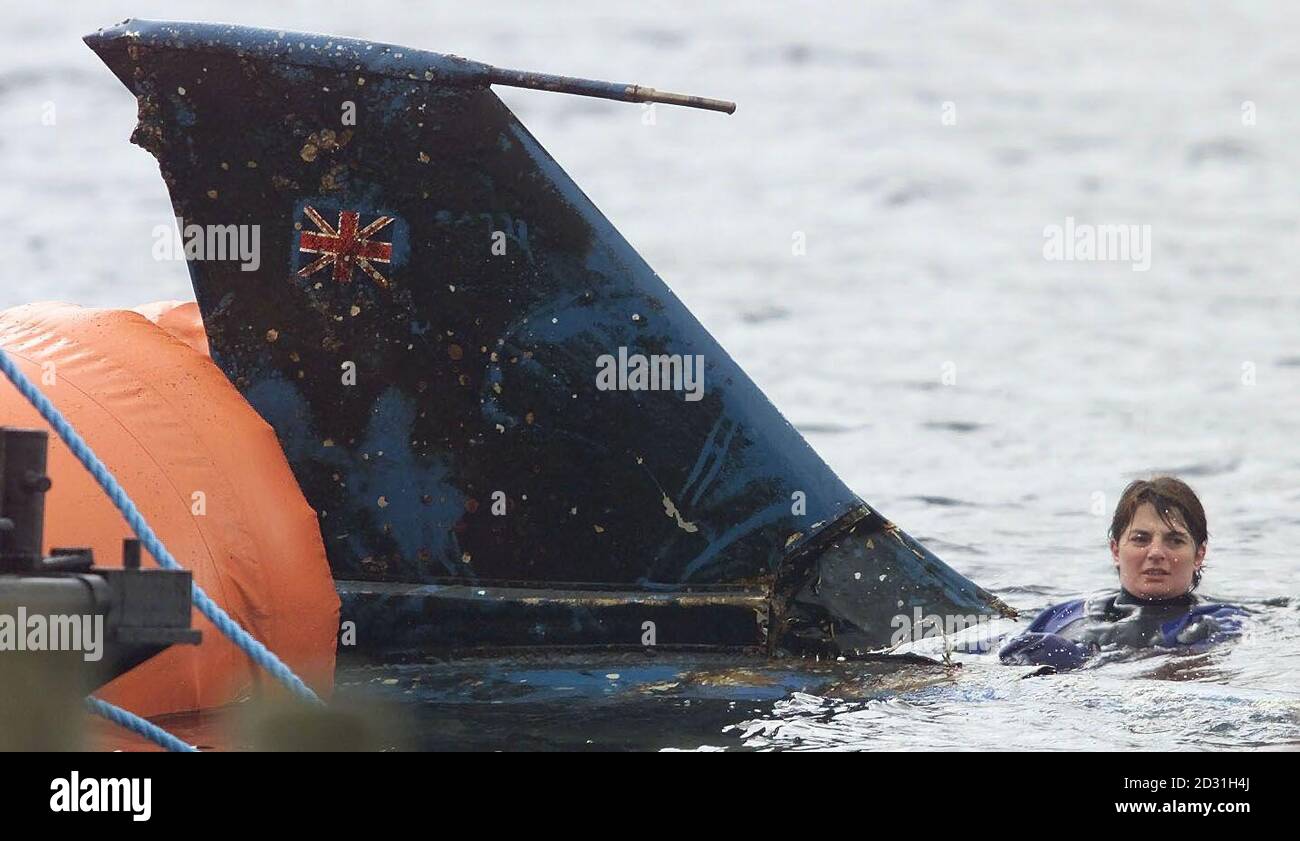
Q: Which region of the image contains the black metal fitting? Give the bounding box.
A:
[0,426,200,690]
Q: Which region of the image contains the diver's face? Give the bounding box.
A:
[1110,502,1205,599]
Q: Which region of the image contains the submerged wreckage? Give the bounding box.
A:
[72,19,1010,664]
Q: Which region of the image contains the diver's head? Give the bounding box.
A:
[1108,477,1207,600]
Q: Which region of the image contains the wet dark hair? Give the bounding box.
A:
[1109,477,1208,589]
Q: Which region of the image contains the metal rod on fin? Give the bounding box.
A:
[487,66,736,114]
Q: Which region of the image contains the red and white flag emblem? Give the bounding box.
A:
[298,206,395,287]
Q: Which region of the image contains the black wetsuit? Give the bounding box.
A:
[999,588,1246,671]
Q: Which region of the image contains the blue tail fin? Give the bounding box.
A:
[86,19,1009,653]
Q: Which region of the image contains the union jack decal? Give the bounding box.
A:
[298,205,395,287]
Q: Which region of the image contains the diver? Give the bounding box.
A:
[999,477,1246,671]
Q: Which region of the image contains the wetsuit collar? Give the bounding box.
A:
[1115,587,1197,608]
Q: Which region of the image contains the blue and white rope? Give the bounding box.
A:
[85,697,199,752]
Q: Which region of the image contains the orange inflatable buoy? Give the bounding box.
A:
[0,302,338,717]
[132,300,210,358]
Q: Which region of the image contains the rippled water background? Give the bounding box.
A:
[6,1,1299,749]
